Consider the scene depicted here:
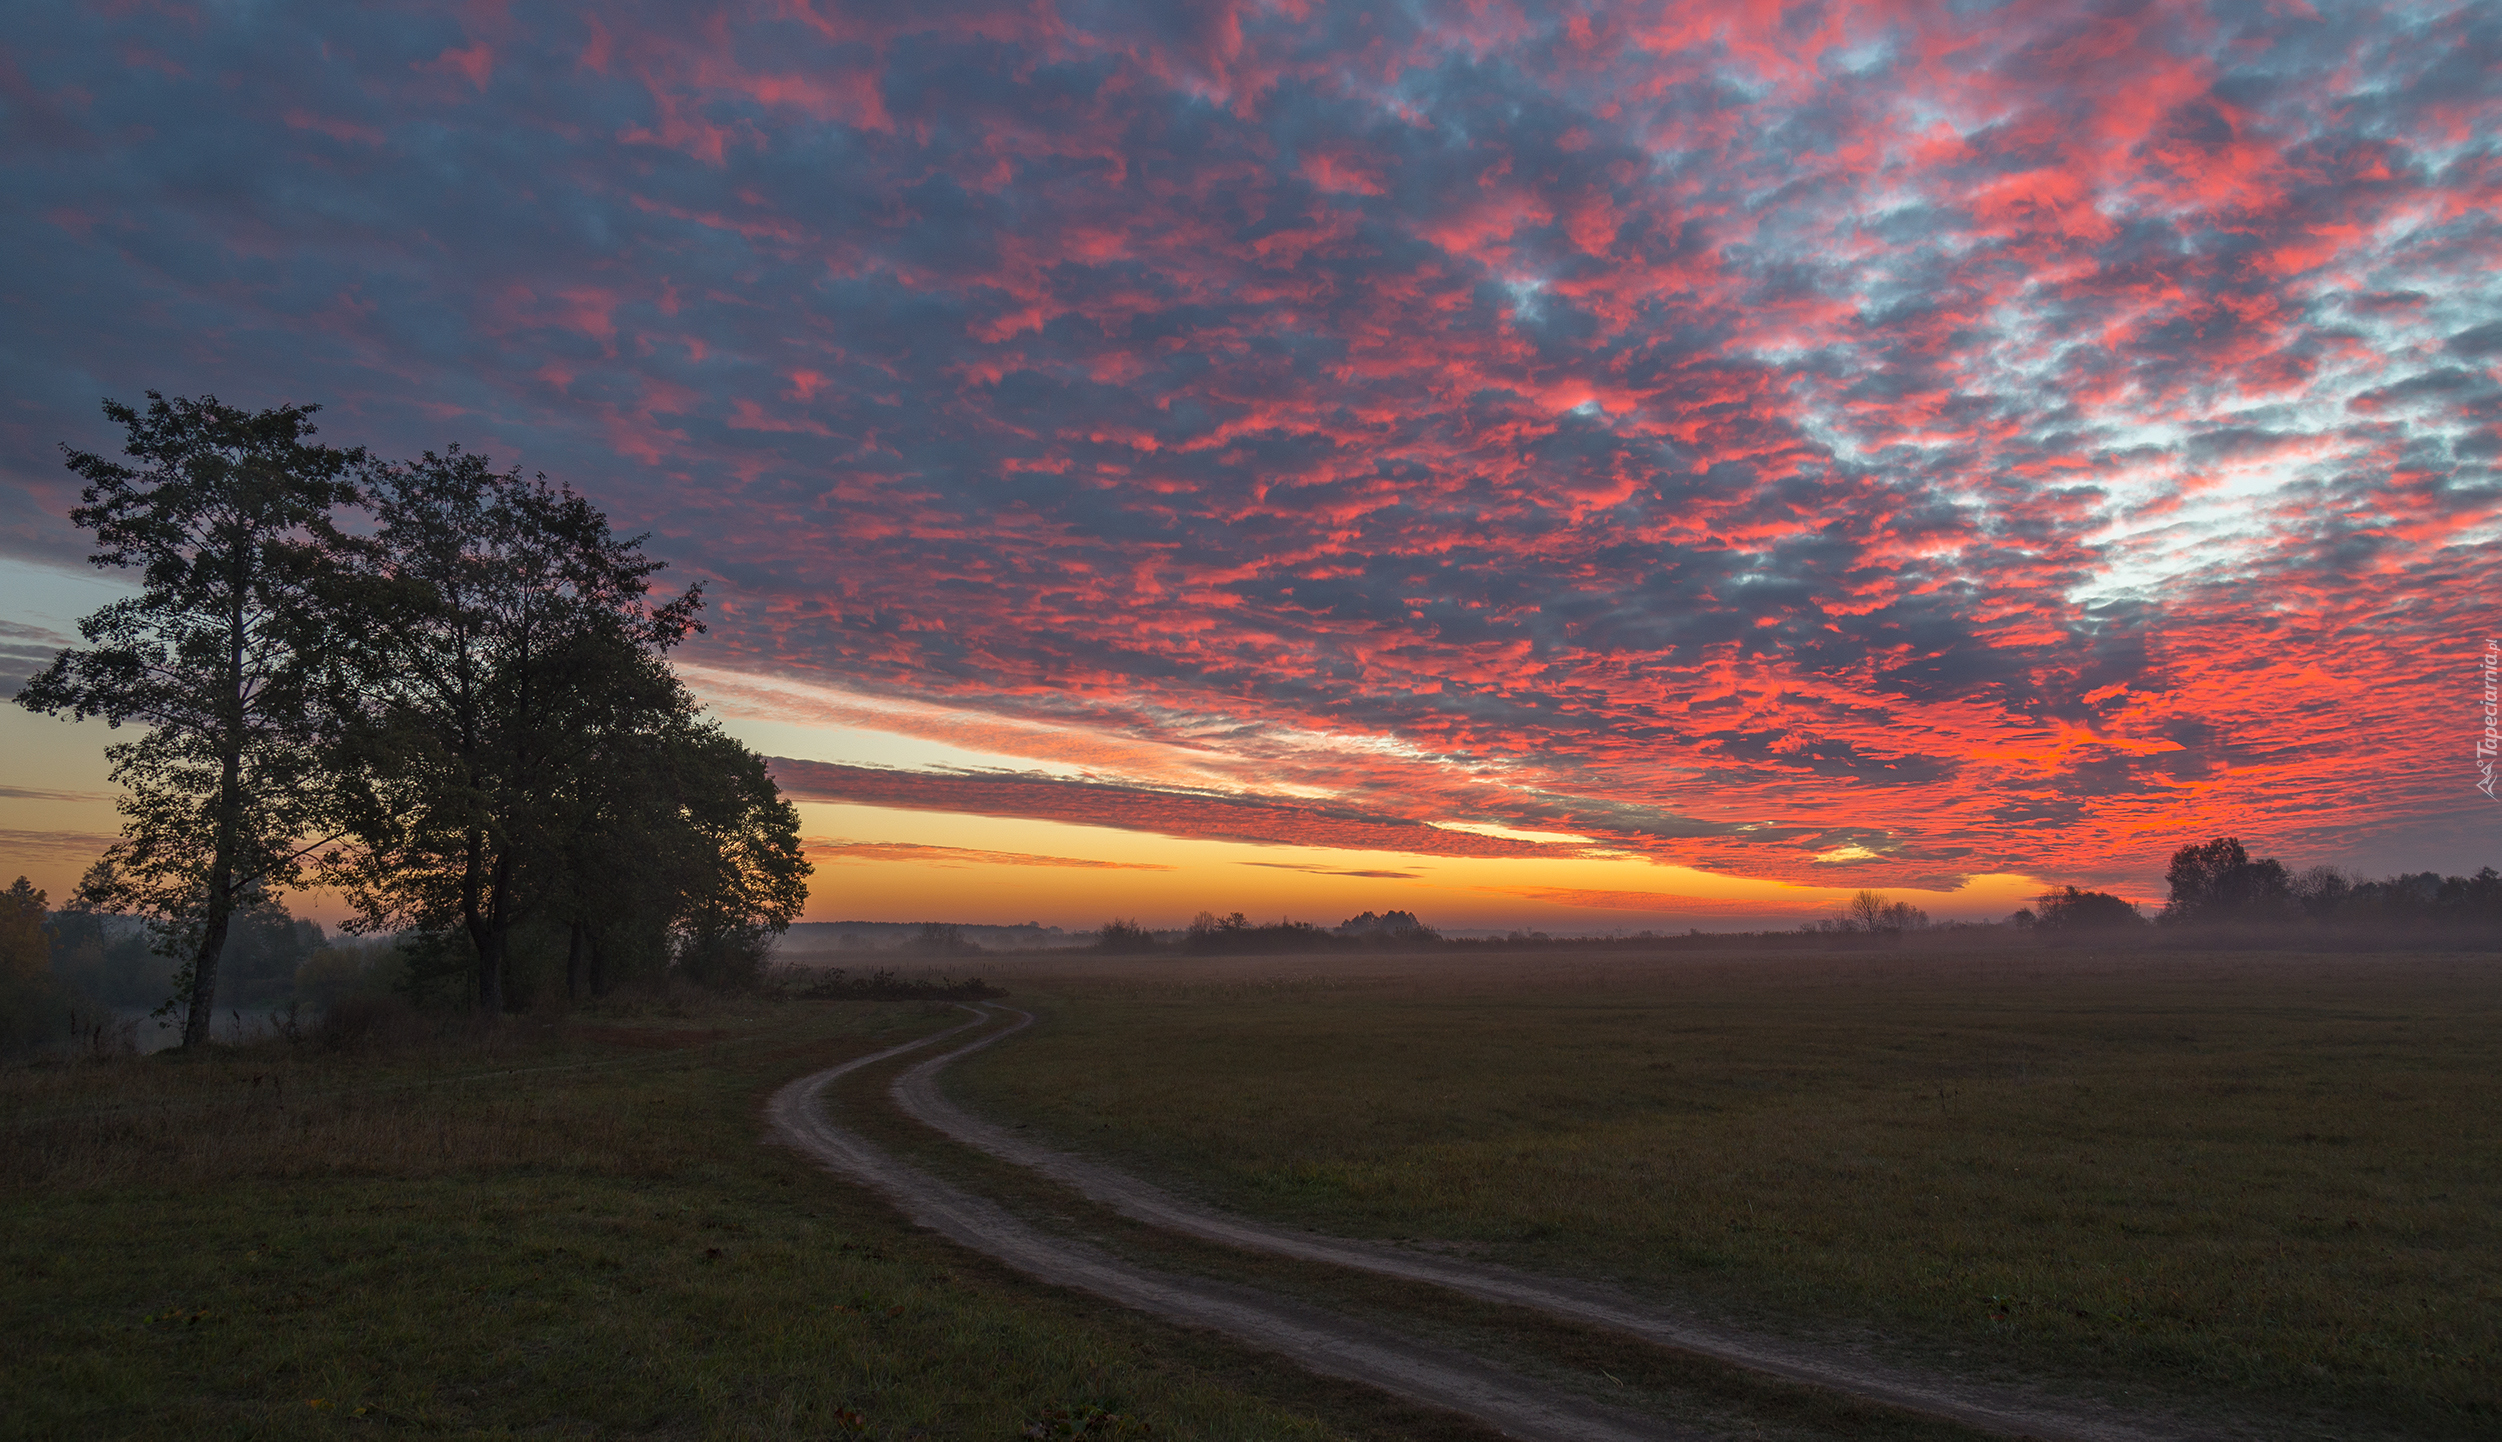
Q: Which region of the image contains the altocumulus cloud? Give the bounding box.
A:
[2,0,2497,888]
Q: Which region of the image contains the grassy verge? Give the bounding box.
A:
[0,994,1485,1441]
[950,948,2502,1438]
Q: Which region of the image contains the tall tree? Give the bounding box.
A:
[15,395,359,1048]
[325,449,701,1013]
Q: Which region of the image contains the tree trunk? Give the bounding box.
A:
[180,884,235,1049]
[565,917,585,1004]
[183,639,249,1050]
[476,923,506,1016]
[478,844,516,1015]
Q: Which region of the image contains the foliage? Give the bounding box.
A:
[322,448,706,1013]
[2150,839,2502,933]
[0,877,46,982]
[544,711,810,997]
[0,878,75,1056]
[14,393,361,1047]
[2030,886,2144,932]
[2289,864,2502,929]
[1333,910,1438,940]
[18,398,812,1028]
[1183,911,1332,954]
[660,725,810,988]
[2161,837,2294,924]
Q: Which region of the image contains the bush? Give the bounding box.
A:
[676,920,778,991]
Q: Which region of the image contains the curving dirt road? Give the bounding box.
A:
[768,1013,1688,1442]
[775,1005,2219,1441]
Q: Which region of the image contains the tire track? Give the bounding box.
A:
[768,1013,1691,1442]
[888,1005,2210,1442]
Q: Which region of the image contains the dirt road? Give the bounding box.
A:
[776,1005,2211,1441]
[768,1014,1686,1442]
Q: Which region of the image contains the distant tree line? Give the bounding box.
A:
[2014,837,2502,936]
[1091,909,1443,955]
[14,394,810,1048]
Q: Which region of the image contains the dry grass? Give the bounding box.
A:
[953,946,2502,1438]
[0,995,1464,1442]
[3,1014,728,1190]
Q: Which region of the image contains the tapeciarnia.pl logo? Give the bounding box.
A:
[2481,638,2499,799]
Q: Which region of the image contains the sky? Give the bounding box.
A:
[3,0,2498,932]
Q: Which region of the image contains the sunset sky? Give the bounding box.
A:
[3,0,2497,932]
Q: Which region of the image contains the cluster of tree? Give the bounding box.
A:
[2,874,375,1053]
[15,394,810,1048]
[2009,837,2502,936]
[1800,889,1932,934]
[2012,885,2145,933]
[2162,837,2502,929]
[1334,909,1434,938]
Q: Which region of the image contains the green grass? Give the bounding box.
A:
[952,947,2502,1438]
[0,995,1483,1441]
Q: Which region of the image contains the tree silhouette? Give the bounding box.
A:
[2161,837,2293,924]
[16,394,360,1046]
[323,448,704,1013]
[2032,886,2143,932]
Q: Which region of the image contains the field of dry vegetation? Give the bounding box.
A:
[7,945,2493,1441]
[950,945,2502,1439]
[0,995,1461,1441]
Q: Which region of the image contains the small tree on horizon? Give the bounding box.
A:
[2161,837,2293,925]
[2032,885,2144,932]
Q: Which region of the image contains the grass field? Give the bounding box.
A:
[950,945,2502,1438]
[0,994,1509,1442]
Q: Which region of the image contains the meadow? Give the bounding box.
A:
[0,994,1496,1442]
[949,945,2502,1439]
